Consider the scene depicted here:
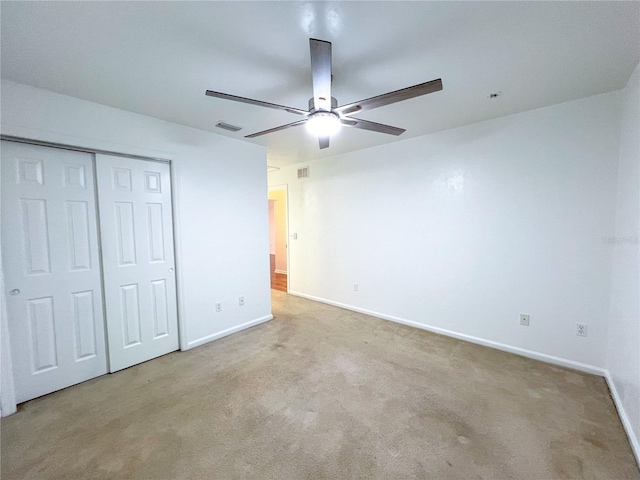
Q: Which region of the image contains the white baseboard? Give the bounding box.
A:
[605,371,640,468]
[288,291,606,376]
[186,314,273,349]
[274,269,287,275]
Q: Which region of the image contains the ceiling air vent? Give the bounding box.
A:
[215,121,242,132]
[297,166,310,179]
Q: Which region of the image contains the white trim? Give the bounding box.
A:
[185,314,273,349]
[274,269,288,275]
[0,135,170,163]
[0,274,16,417]
[605,371,640,467]
[170,161,189,352]
[0,138,17,416]
[0,123,175,161]
[288,290,606,376]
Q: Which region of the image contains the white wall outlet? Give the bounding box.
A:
[520,314,530,326]
[239,296,245,306]
[576,323,587,337]
[353,283,358,292]
[215,302,222,313]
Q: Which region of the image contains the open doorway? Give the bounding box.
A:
[268,186,288,292]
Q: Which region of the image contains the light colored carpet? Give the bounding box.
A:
[1,290,638,479]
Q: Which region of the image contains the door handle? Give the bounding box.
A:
[168,268,174,273]
[9,289,20,296]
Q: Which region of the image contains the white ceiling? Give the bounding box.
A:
[2,1,639,168]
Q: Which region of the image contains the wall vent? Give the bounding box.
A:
[297,166,310,179]
[215,121,242,132]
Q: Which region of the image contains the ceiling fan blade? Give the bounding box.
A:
[318,136,330,149]
[309,38,332,111]
[205,90,309,116]
[340,117,405,136]
[335,79,443,116]
[244,119,307,138]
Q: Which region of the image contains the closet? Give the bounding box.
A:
[1,140,179,403]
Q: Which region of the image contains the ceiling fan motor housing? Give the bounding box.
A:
[308,96,338,113]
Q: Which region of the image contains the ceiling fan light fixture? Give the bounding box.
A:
[306,111,341,137]
[206,38,443,149]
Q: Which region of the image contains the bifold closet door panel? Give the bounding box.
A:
[1,141,108,403]
[95,154,179,372]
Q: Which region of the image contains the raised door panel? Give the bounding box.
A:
[120,284,142,347]
[17,157,44,185]
[146,203,165,263]
[71,291,98,361]
[151,279,169,338]
[115,202,137,266]
[63,163,87,189]
[20,199,52,275]
[27,296,58,373]
[66,201,93,271]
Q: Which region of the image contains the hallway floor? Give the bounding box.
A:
[270,254,287,292]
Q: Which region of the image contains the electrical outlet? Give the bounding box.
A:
[576,323,587,337]
[353,283,358,292]
[215,302,222,313]
[239,296,245,306]
[520,314,530,326]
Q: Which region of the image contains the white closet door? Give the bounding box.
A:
[96,154,179,372]
[1,141,107,403]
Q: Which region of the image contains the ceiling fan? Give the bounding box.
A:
[205,39,443,149]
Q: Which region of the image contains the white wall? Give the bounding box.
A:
[1,80,272,412]
[606,63,640,461]
[269,91,622,372]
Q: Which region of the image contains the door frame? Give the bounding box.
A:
[0,135,185,415]
[268,184,290,293]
